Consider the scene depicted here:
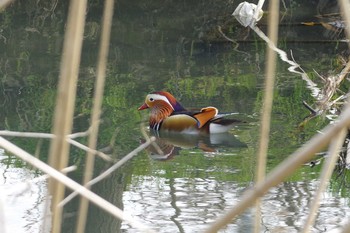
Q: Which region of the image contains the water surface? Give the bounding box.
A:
[0,1,350,232]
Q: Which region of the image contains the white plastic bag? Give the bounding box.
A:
[232,2,263,27]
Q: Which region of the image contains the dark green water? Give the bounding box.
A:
[1,1,350,232]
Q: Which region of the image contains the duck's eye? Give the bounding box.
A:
[149,98,154,102]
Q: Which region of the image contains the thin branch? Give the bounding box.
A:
[0,129,89,139]
[67,138,113,162]
[302,101,317,115]
[217,26,238,44]
[204,98,350,233]
[68,129,90,139]
[302,128,347,232]
[58,136,156,207]
[0,136,155,233]
[0,131,54,138]
[5,166,76,201]
[140,121,164,155]
[0,130,113,162]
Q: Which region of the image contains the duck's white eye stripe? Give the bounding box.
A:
[147,94,174,110]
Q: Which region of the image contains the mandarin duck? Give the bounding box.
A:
[138,91,241,134]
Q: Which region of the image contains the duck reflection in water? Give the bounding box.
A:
[142,130,247,161]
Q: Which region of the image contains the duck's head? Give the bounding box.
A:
[138,91,186,112]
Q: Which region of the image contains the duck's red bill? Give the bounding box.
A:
[138,103,149,110]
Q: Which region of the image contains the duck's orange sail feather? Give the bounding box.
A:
[193,107,218,128]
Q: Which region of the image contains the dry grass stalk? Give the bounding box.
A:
[254,0,279,232]
[204,98,350,232]
[140,120,164,155]
[58,136,156,208]
[254,0,265,23]
[0,130,88,139]
[68,130,90,139]
[0,130,113,161]
[338,0,350,50]
[3,166,76,200]
[0,0,13,10]
[302,0,350,120]
[0,136,156,233]
[302,127,347,232]
[76,0,115,232]
[324,2,350,232]
[313,60,350,115]
[0,198,5,233]
[340,218,350,232]
[46,0,88,231]
[299,59,350,127]
[0,130,54,138]
[67,138,113,162]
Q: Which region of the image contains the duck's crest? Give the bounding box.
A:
[152,91,186,112]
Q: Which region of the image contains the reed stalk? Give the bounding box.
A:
[0,136,155,233]
[58,136,156,207]
[1,1,349,232]
[46,0,87,232]
[0,0,12,10]
[302,127,347,232]
[0,131,54,138]
[204,97,350,232]
[255,0,279,184]
[0,130,113,161]
[321,2,350,232]
[0,198,5,233]
[76,0,115,232]
[67,138,113,161]
[253,0,265,25]
[254,1,279,232]
[338,0,350,50]
[340,219,350,232]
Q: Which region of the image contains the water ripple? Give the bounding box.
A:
[123,177,350,233]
